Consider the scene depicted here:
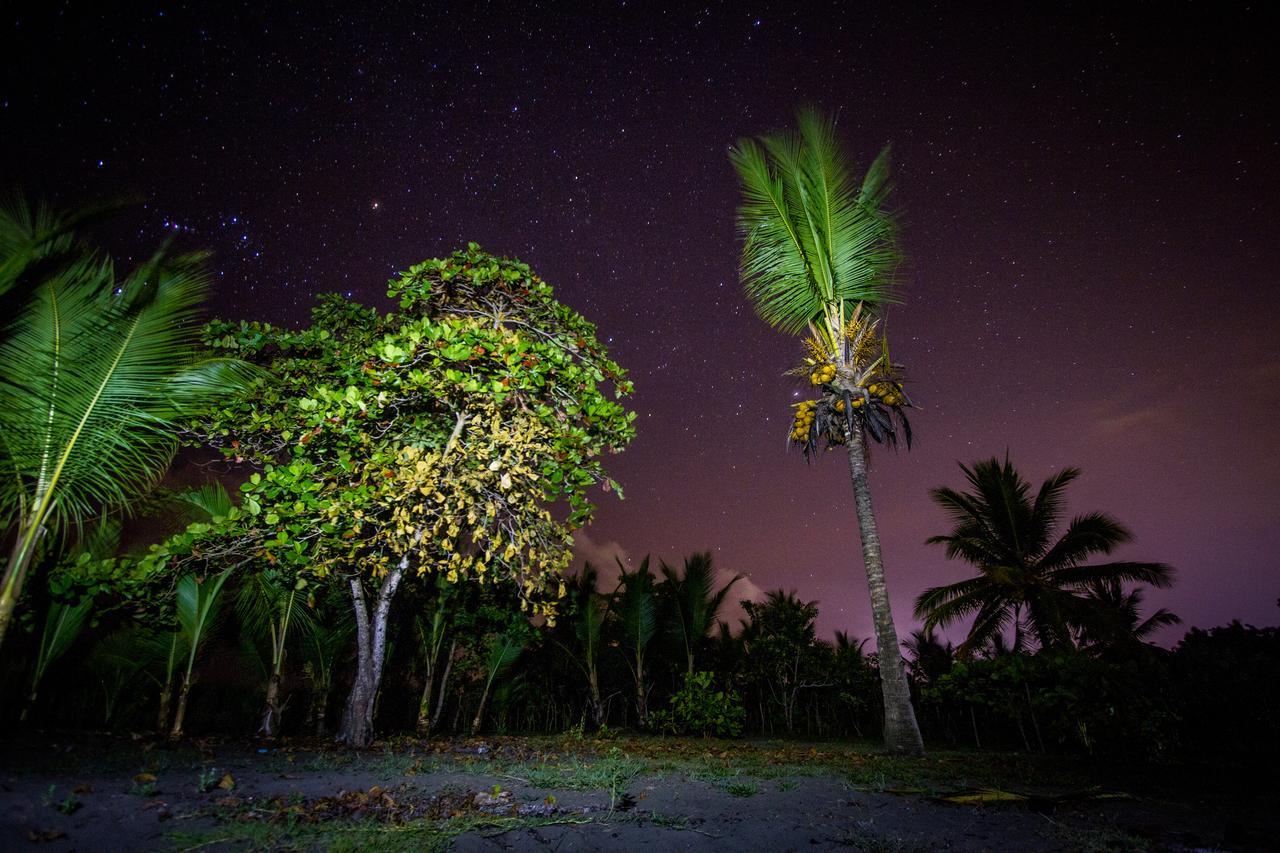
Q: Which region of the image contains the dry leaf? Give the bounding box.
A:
[217,772,236,791]
[27,828,66,843]
[133,772,157,784]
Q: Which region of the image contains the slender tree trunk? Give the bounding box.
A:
[0,520,43,653]
[587,666,604,730]
[431,638,457,732]
[470,683,492,735]
[846,430,925,756]
[156,634,178,732]
[416,673,435,736]
[633,650,647,727]
[170,675,193,739]
[311,685,331,737]
[258,672,282,738]
[338,562,405,748]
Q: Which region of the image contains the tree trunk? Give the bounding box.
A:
[587,667,604,730]
[170,675,192,739]
[0,521,42,653]
[258,672,282,738]
[470,683,492,735]
[311,686,331,737]
[416,674,435,736]
[155,634,179,732]
[431,638,457,732]
[337,563,405,748]
[846,430,925,756]
[633,651,647,727]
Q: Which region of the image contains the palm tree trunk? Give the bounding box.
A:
[0,522,41,652]
[311,685,331,737]
[430,638,457,732]
[258,672,282,738]
[470,683,492,735]
[846,429,925,756]
[633,650,647,727]
[416,673,435,736]
[170,674,192,739]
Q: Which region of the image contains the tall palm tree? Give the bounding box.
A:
[731,111,923,754]
[659,552,743,677]
[915,457,1174,655]
[0,201,253,651]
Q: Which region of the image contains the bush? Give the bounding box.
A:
[649,671,745,738]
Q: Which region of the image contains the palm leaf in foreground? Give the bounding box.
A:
[0,202,256,651]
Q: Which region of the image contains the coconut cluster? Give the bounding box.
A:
[808,363,838,385]
[790,399,818,440]
[788,379,910,447]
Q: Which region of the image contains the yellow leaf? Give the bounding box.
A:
[218,773,236,791]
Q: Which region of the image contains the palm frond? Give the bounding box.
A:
[731,110,899,335]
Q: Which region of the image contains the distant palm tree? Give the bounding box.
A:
[611,555,656,727]
[659,552,743,677]
[0,200,253,651]
[915,457,1173,655]
[1077,578,1181,653]
[731,109,924,755]
[903,628,954,686]
[555,562,609,729]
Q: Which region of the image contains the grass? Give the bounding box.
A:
[169,813,591,853]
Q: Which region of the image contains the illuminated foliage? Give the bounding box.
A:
[143,244,636,621]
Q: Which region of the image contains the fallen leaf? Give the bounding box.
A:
[215,796,242,808]
[217,773,236,791]
[27,828,66,843]
[133,772,157,784]
[938,788,1029,805]
[72,783,93,794]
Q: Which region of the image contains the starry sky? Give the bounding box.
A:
[3,2,1277,644]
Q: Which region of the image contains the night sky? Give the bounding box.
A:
[4,2,1277,644]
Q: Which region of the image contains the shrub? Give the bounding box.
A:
[650,671,745,738]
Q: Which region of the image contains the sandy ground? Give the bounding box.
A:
[1,735,1273,851]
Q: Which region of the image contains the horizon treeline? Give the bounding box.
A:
[4,539,1278,769]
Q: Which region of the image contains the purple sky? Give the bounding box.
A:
[4,2,1276,644]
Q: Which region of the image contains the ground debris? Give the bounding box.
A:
[220,783,580,826]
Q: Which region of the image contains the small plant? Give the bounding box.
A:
[197,767,218,793]
[131,773,159,797]
[777,780,797,792]
[41,785,81,815]
[725,781,758,797]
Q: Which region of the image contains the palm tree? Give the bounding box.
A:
[237,568,315,737]
[299,598,354,737]
[1077,578,1181,654]
[731,111,923,754]
[414,573,457,736]
[0,201,253,651]
[555,562,609,729]
[915,457,1174,655]
[659,552,742,677]
[168,569,233,738]
[903,628,954,686]
[469,623,528,735]
[611,555,656,727]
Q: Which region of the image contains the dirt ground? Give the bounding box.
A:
[1,734,1274,851]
